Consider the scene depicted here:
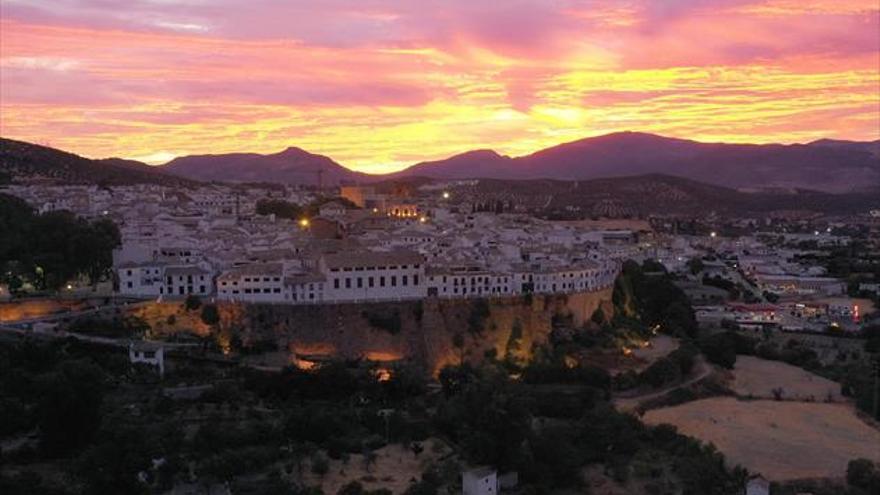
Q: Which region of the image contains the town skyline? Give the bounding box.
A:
[1,0,878,172]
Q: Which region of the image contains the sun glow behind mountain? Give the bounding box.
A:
[0,0,878,173]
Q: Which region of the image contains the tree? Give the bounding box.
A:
[847,458,878,492]
[452,333,465,365]
[200,304,220,327]
[688,257,705,275]
[311,453,329,478]
[38,360,107,456]
[591,307,606,326]
[184,294,202,311]
[256,199,302,220]
[0,194,120,291]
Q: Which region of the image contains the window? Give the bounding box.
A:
[245,288,252,294]
[127,281,133,288]
[126,269,132,276]
[334,279,340,289]
[402,275,408,286]
[345,278,351,289]
[199,285,205,293]
[414,274,419,285]
[357,278,363,288]
[380,276,386,287]
[368,277,374,287]
[391,276,397,287]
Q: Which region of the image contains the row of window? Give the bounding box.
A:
[332,274,420,289]
[329,264,420,273]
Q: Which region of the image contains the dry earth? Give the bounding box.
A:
[302,439,454,494]
[732,355,843,402]
[644,397,880,480]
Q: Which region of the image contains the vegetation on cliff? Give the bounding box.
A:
[612,260,698,339]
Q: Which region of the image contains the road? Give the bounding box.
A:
[612,356,713,413]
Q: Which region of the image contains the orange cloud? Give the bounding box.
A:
[1,1,877,173]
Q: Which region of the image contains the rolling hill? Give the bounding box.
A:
[0,138,193,186]
[389,132,880,193]
[464,174,880,217]
[3,132,878,193]
[159,146,369,186]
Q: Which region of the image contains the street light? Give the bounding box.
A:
[442,191,450,199]
[298,218,310,228]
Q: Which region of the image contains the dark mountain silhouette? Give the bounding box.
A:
[808,138,880,157]
[0,138,193,186]
[4,132,878,192]
[389,132,880,192]
[159,146,369,186]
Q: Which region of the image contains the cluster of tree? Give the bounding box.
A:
[695,331,757,369]
[0,193,120,292]
[0,340,117,463]
[612,260,698,338]
[67,315,150,338]
[255,196,360,220]
[770,458,880,495]
[256,198,304,219]
[702,275,742,300]
[434,363,747,493]
[617,345,699,390]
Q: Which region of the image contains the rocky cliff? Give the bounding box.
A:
[212,289,614,375]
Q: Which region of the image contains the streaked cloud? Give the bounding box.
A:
[0,0,877,173]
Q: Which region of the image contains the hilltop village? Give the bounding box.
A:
[1,178,879,495]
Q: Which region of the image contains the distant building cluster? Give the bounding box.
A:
[7,183,629,305]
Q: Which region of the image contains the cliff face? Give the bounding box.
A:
[216,289,614,375]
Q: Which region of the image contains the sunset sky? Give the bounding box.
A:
[1,0,878,173]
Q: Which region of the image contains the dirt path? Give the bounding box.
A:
[613,356,712,412]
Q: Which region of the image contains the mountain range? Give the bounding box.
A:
[2,132,878,192]
[389,132,880,193]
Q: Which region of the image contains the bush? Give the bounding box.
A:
[641,357,682,388]
[363,309,402,335]
[847,458,878,492]
[184,295,202,311]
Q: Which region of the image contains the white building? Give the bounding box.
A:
[462,467,498,495]
[320,250,426,302]
[129,342,165,377]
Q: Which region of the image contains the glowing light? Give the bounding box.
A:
[374,368,392,382]
[442,192,450,200]
[65,284,73,290]
[710,232,717,238]
[298,218,310,228]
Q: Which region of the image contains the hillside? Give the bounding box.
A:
[159,146,370,186]
[391,132,880,192]
[465,174,879,217]
[0,138,193,186]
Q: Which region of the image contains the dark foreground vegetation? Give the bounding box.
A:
[0,193,120,292]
